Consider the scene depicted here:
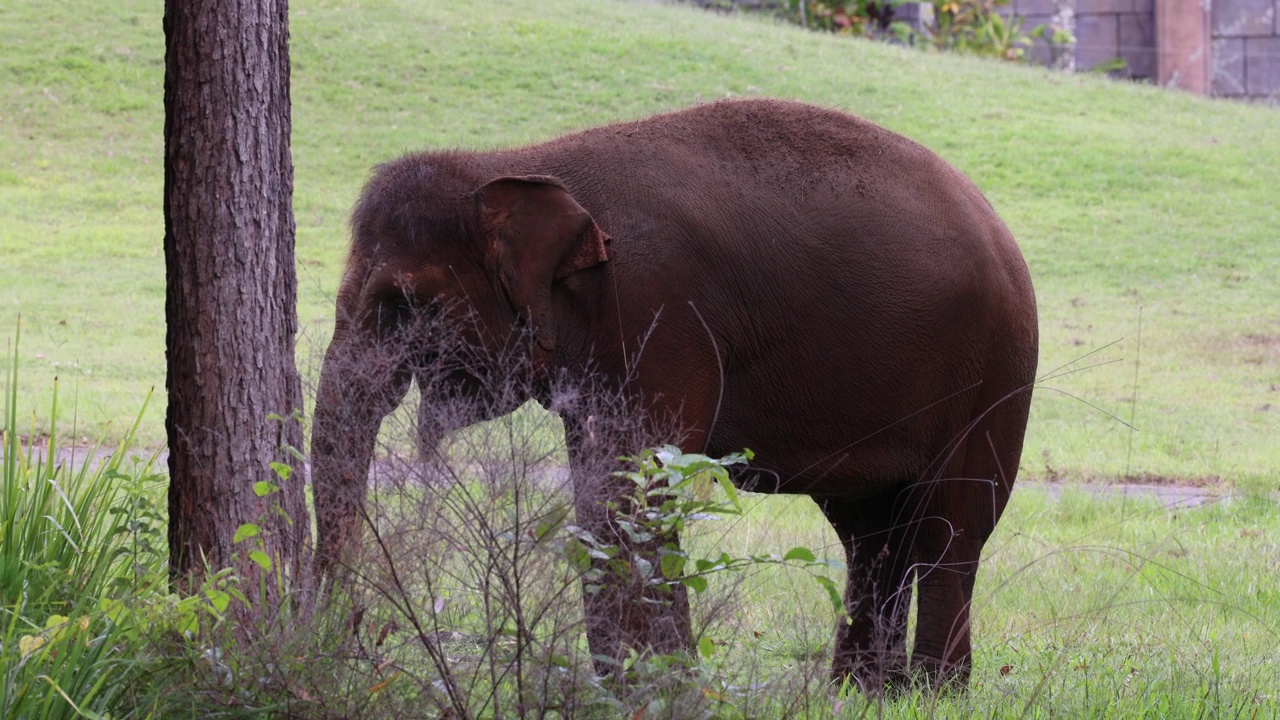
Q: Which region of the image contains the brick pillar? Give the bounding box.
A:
[1156,0,1211,94]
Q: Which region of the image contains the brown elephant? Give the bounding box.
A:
[310,99,1038,691]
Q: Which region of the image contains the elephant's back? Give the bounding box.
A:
[522,101,1036,490]
[518,100,1008,278]
[522,99,1030,338]
[528,99,953,208]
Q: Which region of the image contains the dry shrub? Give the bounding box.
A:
[146,317,840,718]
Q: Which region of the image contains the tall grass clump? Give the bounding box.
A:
[2,318,166,718]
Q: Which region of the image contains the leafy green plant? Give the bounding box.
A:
[230,446,305,604]
[595,446,845,618]
[2,318,162,613]
[561,445,849,715]
[1,318,167,719]
[1088,57,1129,75]
[779,0,1039,62]
[95,463,320,718]
[1029,22,1076,69]
[978,11,1031,60]
[784,0,905,38]
[3,608,143,720]
[928,0,1032,59]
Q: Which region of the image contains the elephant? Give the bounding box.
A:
[310,98,1038,691]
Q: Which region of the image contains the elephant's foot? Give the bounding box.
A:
[833,652,973,696]
[830,650,909,696]
[583,581,693,679]
[882,656,972,695]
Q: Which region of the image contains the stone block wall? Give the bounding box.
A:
[1211,0,1280,100]
[684,0,1280,104]
[1004,0,1156,79]
[1079,0,1157,78]
[1005,0,1278,102]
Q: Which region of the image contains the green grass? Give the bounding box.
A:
[688,487,1280,717]
[2,5,1279,712]
[2,0,1279,486]
[3,336,1279,716]
[2,0,1277,484]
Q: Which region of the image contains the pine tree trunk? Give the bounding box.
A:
[163,0,308,590]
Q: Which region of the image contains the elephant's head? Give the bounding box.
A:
[311,161,612,576]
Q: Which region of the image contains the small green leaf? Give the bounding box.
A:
[634,556,654,581]
[248,550,272,571]
[205,588,231,613]
[253,480,278,497]
[682,575,708,594]
[716,473,742,511]
[815,575,845,616]
[534,505,569,541]
[19,634,47,659]
[783,547,816,563]
[660,552,686,579]
[698,635,717,659]
[177,607,199,635]
[564,539,592,571]
[100,599,124,624]
[654,446,679,466]
[233,523,261,544]
[691,469,715,501]
[268,462,292,481]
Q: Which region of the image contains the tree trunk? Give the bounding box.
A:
[163,0,308,590]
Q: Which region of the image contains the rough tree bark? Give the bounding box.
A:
[163,0,308,589]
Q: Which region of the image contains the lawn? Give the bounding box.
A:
[2,0,1279,716]
[3,0,1277,485]
[695,486,1280,717]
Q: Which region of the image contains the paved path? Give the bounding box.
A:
[1019,481,1226,508]
[7,444,1250,510]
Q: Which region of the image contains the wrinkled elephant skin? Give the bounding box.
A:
[310,99,1038,691]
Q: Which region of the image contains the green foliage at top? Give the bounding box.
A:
[0,0,1277,485]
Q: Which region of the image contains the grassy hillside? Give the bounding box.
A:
[2,0,1278,485]
[4,4,1279,715]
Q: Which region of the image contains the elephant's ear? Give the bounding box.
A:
[477,175,612,357]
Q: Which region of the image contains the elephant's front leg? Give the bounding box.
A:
[820,491,917,693]
[564,415,693,677]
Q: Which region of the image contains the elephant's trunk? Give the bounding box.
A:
[311,335,411,580]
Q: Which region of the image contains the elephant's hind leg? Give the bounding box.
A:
[908,384,1031,689]
[820,490,918,693]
